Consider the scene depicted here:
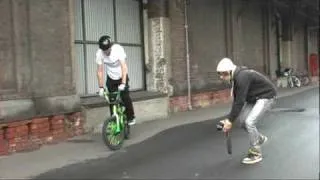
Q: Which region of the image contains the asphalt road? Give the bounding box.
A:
[34,88,319,179]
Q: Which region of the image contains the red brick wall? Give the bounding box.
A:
[0,112,84,156]
[169,89,231,112]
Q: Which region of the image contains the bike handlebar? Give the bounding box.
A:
[102,90,122,104]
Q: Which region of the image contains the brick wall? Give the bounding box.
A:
[187,0,227,91]
[168,0,187,94]
[0,0,80,122]
[0,112,84,156]
[169,89,231,112]
[167,0,232,112]
[168,0,272,96]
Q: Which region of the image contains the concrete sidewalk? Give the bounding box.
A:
[0,84,318,179]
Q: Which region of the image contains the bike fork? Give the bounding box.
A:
[113,106,121,133]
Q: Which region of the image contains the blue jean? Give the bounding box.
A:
[238,98,275,152]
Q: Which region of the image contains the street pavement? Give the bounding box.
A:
[32,87,319,179]
[0,85,318,179]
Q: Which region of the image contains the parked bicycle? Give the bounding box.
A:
[101,90,130,150]
[276,68,301,88]
[294,70,311,86]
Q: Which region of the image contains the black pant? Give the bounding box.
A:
[106,75,135,120]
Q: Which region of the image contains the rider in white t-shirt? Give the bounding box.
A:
[96,35,136,125]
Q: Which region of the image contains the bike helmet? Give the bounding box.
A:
[98,35,111,51]
[216,58,236,72]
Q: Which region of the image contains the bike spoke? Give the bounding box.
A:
[109,134,120,145]
[105,121,121,146]
[105,121,117,137]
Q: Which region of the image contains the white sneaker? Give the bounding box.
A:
[128,118,136,126]
[242,154,263,164]
[242,148,263,164]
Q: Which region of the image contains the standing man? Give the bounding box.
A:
[96,35,136,126]
[217,58,277,164]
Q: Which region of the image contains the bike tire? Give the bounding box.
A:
[121,114,130,140]
[102,116,125,150]
[303,76,310,86]
[124,122,130,140]
[292,76,301,87]
[287,78,294,88]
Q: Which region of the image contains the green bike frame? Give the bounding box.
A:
[105,91,126,134]
[112,102,125,133]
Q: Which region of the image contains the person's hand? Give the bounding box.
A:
[220,119,232,132]
[118,84,125,91]
[98,87,105,97]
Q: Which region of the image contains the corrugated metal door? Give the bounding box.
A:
[74,0,144,95]
[115,0,144,90]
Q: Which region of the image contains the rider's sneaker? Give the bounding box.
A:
[242,147,262,164]
[128,118,136,126]
[258,135,268,146]
[242,153,263,164]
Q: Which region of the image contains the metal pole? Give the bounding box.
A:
[184,0,192,110]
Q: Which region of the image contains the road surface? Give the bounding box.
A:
[35,88,319,179]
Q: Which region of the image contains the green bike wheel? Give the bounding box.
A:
[123,115,130,140]
[102,116,125,150]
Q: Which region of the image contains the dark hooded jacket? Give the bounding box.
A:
[228,66,277,122]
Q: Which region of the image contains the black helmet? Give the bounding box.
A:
[98,35,111,51]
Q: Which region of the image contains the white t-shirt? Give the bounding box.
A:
[95,44,127,80]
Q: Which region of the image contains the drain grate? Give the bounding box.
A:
[270,108,306,112]
[67,139,95,143]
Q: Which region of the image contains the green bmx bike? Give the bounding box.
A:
[101,90,130,150]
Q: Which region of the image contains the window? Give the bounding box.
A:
[74,0,145,95]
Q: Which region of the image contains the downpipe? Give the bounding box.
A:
[184,0,192,110]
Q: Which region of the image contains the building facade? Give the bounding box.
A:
[0,0,319,155]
